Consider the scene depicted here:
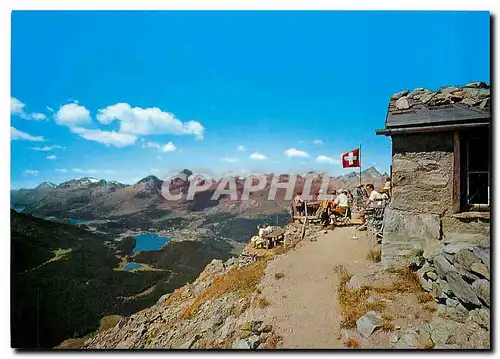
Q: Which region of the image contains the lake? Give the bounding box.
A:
[123,263,141,271]
[12,206,25,212]
[134,233,170,252]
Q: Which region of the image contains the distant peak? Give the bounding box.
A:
[362,166,382,177]
[36,181,57,189]
[136,175,162,185]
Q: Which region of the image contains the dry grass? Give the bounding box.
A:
[382,313,394,321]
[424,340,435,349]
[257,296,270,308]
[335,265,427,329]
[417,292,435,303]
[98,315,123,332]
[261,333,282,349]
[381,321,394,331]
[274,272,285,280]
[344,337,360,348]
[424,301,437,312]
[56,337,87,349]
[181,259,268,319]
[366,247,381,263]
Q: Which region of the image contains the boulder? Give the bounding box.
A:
[391,90,409,100]
[433,254,456,279]
[247,335,261,349]
[423,239,444,260]
[469,308,490,330]
[396,333,419,348]
[231,339,251,349]
[443,243,475,254]
[455,264,480,283]
[347,275,364,290]
[445,297,460,308]
[439,86,460,94]
[437,279,452,296]
[430,324,450,345]
[446,272,481,307]
[426,271,438,281]
[356,311,383,338]
[470,262,490,280]
[472,247,490,271]
[471,279,490,307]
[395,97,410,110]
[421,92,436,104]
[416,270,433,292]
[454,249,478,270]
[431,282,443,298]
[437,303,469,323]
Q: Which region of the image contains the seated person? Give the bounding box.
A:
[331,189,350,218]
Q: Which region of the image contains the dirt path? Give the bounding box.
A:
[259,226,374,349]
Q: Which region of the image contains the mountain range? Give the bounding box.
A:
[12,167,385,219]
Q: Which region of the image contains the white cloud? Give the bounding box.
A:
[313,139,324,145]
[71,127,137,148]
[237,145,246,152]
[11,98,46,120]
[141,141,161,149]
[32,145,65,151]
[11,126,44,142]
[284,148,310,158]
[23,169,39,176]
[30,113,47,120]
[249,152,268,161]
[96,103,204,139]
[55,168,67,173]
[11,98,24,114]
[316,155,337,164]
[161,142,177,152]
[220,157,240,163]
[55,103,92,127]
[46,155,57,160]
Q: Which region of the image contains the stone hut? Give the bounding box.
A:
[376,82,490,269]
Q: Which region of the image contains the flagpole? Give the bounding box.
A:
[359,144,362,187]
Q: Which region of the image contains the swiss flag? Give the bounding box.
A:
[341,148,360,168]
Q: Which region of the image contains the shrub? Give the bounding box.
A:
[344,337,360,348]
[275,272,285,280]
[367,247,381,263]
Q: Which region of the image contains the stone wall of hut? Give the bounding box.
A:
[381,132,490,269]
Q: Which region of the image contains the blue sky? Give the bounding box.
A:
[11,11,490,188]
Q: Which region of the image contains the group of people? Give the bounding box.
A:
[291,177,392,227]
[292,188,353,226]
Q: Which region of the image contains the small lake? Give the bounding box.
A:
[123,263,141,271]
[12,206,25,212]
[134,233,170,252]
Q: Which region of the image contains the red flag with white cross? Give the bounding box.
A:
[341,148,360,168]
